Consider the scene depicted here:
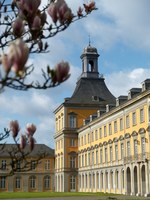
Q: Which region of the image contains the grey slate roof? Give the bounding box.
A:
[65,77,116,105]
[0,144,54,157]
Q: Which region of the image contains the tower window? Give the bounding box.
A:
[89,60,94,72]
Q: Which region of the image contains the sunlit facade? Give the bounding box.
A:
[54,44,150,196]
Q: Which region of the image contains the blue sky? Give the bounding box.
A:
[0,0,150,148]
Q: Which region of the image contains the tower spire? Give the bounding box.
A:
[88,34,91,46]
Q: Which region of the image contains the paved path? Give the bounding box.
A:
[4,196,150,200]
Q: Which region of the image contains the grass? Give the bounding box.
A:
[0,192,117,199]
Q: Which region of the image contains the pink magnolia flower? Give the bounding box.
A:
[12,17,24,37]
[83,1,96,14]
[20,134,27,150]
[17,0,41,16]
[52,61,70,84]
[1,54,12,73]
[31,15,41,30]
[47,0,73,24]
[47,2,58,23]
[26,123,36,137]
[8,39,29,74]
[10,120,20,138]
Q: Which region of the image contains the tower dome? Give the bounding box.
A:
[80,44,99,78]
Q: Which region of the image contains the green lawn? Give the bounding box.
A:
[0,192,115,199]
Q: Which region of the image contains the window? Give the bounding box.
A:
[132,112,136,125]
[109,123,112,135]
[16,160,21,171]
[105,148,108,163]
[31,161,37,170]
[1,160,6,170]
[126,115,130,128]
[100,149,103,163]
[95,130,98,140]
[120,118,123,131]
[140,108,144,123]
[70,175,76,191]
[127,141,130,157]
[15,177,21,189]
[45,160,50,170]
[69,115,76,128]
[70,156,76,168]
[115,145,118,161]
[134,139,138,156]
[141,137,145,155]
[85,153,87,166]
[110,146,113,162]
[0,176,6,189]
[121,143,124,159]
[91,132,94,142]
[99,128,102,138]
[92,151,94,165]
[96,150,98,164]
[104,126,107,137]
[88,152,90,165]
[114,121,117,133]
[70,138,75,147]
[82,155,84,167]
[29,176,36,189]
[44,176,50,190]
[84,135,86,145]
[88,133,90,143]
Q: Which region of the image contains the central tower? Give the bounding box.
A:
[54,44,115,192]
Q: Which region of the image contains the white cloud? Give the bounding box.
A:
[106,67,150,97]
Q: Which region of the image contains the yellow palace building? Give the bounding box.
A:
[54,44,150,196]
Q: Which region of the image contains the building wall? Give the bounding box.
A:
[0,157,55,192]
[78,90,150,196]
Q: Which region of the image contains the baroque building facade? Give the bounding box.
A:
[54,44,150,196]
[0,144,55,192]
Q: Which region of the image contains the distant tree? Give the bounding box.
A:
[0,0,96,174]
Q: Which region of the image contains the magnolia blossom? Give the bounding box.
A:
[16,0,41,16]
[83,1,96,14]
[1,54,12,73]
[26,123,36,137]
[47,0,73,24]
[12,17,24,37]
[7,39,29,75]
[51,61,70,84]
[10,120,20,138]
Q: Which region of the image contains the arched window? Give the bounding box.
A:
[29,176,36,189]
[44,175,51,190]
[89,60,94,72]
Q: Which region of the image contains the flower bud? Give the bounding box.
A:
[26,123,36,137]
[31,15,41,30]
[12,17,24,37]
[77,7,83,17]
[52,61,70,84]
[47,3,58,23]
[10,120,20,138]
